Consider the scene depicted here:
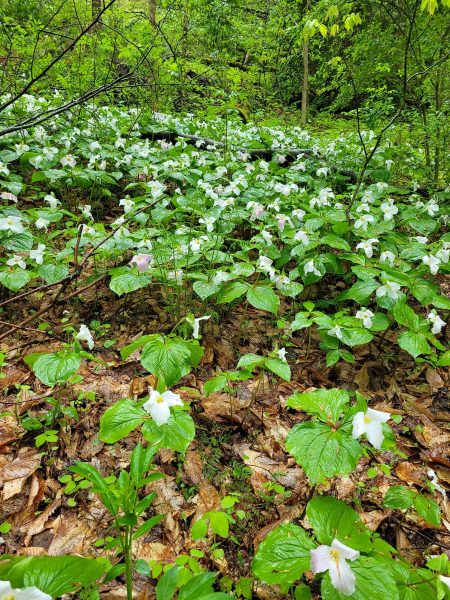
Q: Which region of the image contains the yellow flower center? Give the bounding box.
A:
[364,416,371,424]
[330,549,340,561]
[156,395,164,403]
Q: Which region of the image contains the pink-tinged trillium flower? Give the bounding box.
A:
[130,253,153,273]
[0,581,51,600]
[427,310,445,335]
[0,215,24,233]
[376,281,400,300]
[352,408,391,449]
[356,308,374,328]
[76,324,94,350]
[310,538,360,596]
[143,389,183,426]
[0,191,18,203]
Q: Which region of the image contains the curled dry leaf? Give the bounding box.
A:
[0,449,41,482]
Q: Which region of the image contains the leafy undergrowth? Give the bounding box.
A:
[0,98,449,599]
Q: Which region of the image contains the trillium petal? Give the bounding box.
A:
[366,408,391,423]
[440,575,450,590]
[14,587,52,600]
[352,412,366,439]
[366,421,384,450]
[310,545,332,574]
[0,581,13,596]
[331,538,360,561]
[162,390,183,407]
[329,556,356,596]
[149,401,171,426]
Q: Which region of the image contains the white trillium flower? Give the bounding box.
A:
[257,255,273,273]
[29,244,45,264]
[213,271,230,285]
[422,254,441,275]
[427,310,445,335]
[0,581,51,600]
[413,236,428,244]
[81,205,93,219]
[354,214,375,231]
[426,200,439,216]
[376,281,400,300]
[328,324,343,340]
[0,215,24,233]
[304,260,321,277]
[381,202,398,221]
[76,324,94,350]
[380,250,395,266]
[292,208,306,221]
[294,229,309,246]
[199,216,216,232]
[119,198,135,213]
[35,218,50,230]
[428,468,446,497]
[44,193,60,209]
[356,308,374,328]
[310,538,360,596]
[261,229,273,245]
[356,238,378,258]
[143,389,183,426]
[0,192,18,203]
[352,408,391,449]
[6,255,26,269]
[60,154,77,168]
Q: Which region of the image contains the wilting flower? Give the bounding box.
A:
[190,315,211,339]
[261,229,273,245]
[304,260,321,277]
[143,389,183,426]
[428,468,446,497]
[422,254,440,275]
[0,581,51,600]
[310,538,359,596]
[294,230,310,246]
[356,308,374,328]
[130,253,153,273]
[277,347,287,362]
[376,281,400,300]
[0,215,24,233]
[427,309,445,334]
[352,408,391,449]
[257,255,273,273]
[35,218,50,230]
[6,255,26,269]
[76,324,94,350]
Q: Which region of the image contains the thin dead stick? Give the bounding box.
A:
[0,319,65,341]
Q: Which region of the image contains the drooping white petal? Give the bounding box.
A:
[310,545,332,574]
[161,390,183,407]
[0,581,13,597]
[14,587,52,600]
[331,538,360,561]
[329,555,357,596]
[352,412,366,439]
[365,420,385,450]
[366,408,390,423]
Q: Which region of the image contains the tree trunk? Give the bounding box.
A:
[92,0,102,20]
[149,0,156,25]
[301,0,312,126]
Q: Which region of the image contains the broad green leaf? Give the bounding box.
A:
[383,485,415,510]
[321,556,399,599]
[265,358,291,381]
[0,269,31,292]
[246,286,279,314]
[109,271,151,296]
[191,518,208,540]
[286,388,350,423]
[193,280,219,300]
[141,337,191,386]
[156,565,178,600]
[236,353,265,369]
[99,399,145,443]
[216,281,249,304]
[337,280,378,303]
[178,572,217,600]
[392,302,423,332]
[142,410,195,453]
[38,264,69,284]
[0,556,108,597]
[397,331,430,357]
[285,422,363,484]
[252,523,315,585]
[413,494,440,527]
[209,511,229,538]
[291,312,313,331]
[306,496,372,550]
[27,350,81,387]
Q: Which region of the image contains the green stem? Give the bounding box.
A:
[124,526,133,600]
